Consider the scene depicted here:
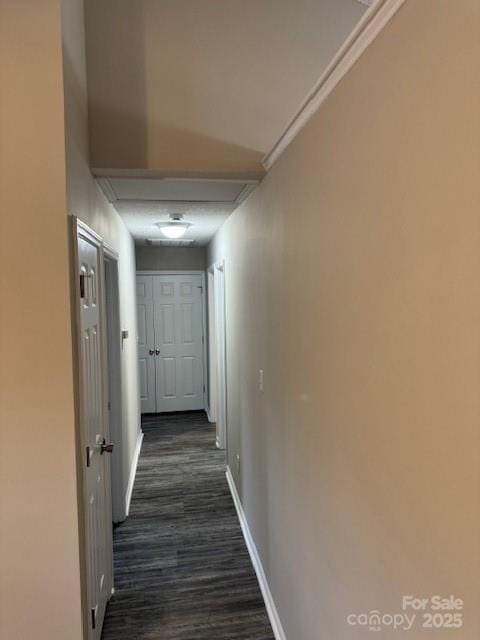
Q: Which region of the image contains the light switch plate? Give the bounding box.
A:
[258,369,264,393]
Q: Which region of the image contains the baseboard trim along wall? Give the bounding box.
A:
[125,430,144,516]
[206,404,215,424]
[225,467,287,640]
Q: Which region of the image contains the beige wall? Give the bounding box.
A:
[62,0,140,521]
[0,2,83,639]
[136,245,206,271]
[208,2,480,638]
[0,2,141,638]
[84,0,365,173]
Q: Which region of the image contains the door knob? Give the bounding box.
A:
[155,349,160,355]
[100,438,114,454]
[149,348,155,355]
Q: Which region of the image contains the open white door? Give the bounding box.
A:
[73,219,114,640]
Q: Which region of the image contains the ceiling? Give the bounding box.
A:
[96,173,260,245]
[85,0,367,244]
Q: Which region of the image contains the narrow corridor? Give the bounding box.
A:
[102,411,274,640]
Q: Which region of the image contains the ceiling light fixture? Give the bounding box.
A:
[156,214,191,239]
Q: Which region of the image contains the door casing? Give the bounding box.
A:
[211,261,227,450]
[206,267,217,424]
[103,246,125,523]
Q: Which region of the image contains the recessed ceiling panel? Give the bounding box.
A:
[109,178,247,202]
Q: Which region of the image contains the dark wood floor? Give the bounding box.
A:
[102,411,274,640]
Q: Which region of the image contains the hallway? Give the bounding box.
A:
[102,412,274,640]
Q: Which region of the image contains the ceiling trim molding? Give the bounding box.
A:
[101,198,240,207]
[262,0,407,170]
[96,177,118,202]
[92,168,265,183]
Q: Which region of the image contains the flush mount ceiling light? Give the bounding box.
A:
[156,214,192,239]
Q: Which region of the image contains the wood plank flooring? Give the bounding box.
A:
[102,411,275,640]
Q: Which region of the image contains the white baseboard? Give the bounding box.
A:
[225,467,287,640]
[206,404,215,423]
[125,430,144,516]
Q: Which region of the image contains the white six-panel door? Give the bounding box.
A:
[76,224,113,640]
[136,273,205,413]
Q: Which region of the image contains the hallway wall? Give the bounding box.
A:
[0,3,83,639]
[62,0,141,524]
[207,1,480,638]
[136,245,206,271]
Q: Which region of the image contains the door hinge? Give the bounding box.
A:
[108,401,111,411]
[86,445,91,468]
[91,607,96,630]
[202,335,204,344]
[203,384,206,392]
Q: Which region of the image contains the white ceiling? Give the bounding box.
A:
[115,201,234,246]
[86,0,368,244]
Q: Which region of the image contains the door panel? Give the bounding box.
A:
[180,303,194,343]
[153,275,204,412]
[163,357,177,397]
[77,231,113,640]
[159,304,175,344]
[182,356,195,396]
[136,275,156,412]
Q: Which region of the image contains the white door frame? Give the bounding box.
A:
[206,267,217,424]
[136,270,208,411]
[71,217,114,640]
[208,260,227,450]
[103,245,125,523]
